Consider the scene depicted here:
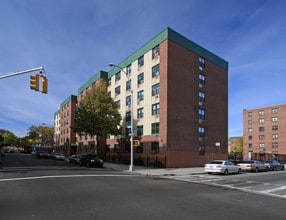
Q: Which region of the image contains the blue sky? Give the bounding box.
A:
[0,0,285,138]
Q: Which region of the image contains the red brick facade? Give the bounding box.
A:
[243,104,286,160]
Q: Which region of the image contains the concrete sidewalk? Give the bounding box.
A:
[104,162,205,176]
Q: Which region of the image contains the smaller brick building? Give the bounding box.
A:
[243,104,286,161]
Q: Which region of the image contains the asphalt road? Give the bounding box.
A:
[1,153,286,220]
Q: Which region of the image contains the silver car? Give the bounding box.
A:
[237,160,266,172]
[204,160,242,175]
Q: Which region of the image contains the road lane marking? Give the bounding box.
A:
[262,186,286,193]
[0,174,140,182]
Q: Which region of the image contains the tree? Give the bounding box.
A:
[73,79,122,159]
[0,129,18,147]
[27,125,54,147]
[233,137,243,160]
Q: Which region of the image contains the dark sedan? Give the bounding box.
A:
[69,154,80,164]
[79,154,104,167]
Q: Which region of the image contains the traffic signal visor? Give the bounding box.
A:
[42,76,48,94]
[30,74,39,91]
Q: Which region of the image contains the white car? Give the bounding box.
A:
[53,153,65,160]
[204,160,242,175]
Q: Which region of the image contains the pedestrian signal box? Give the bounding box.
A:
[133,140,140,146]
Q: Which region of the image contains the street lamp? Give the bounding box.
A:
[109,63,134,171]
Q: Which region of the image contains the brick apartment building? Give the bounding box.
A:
[243,104,286,161]
[58,95,77,157]
[54,27,228,168]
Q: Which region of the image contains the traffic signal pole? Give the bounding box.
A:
[0,67,48,93]
[0,67,44,79]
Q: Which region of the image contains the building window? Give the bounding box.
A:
[198,109,205,121]
[114,144,120,153]
[137,72,144,86]
[115,71,121,82]
[115,86,121,95]
[272,143,278,148]
[248,112,252,117]
[248,128,252,133]
[152,83,160,96]
[151,142,159,154]
[137,108,144,119]
[248,135,252,141]
[259,127,264,132]
[272,117,278,122]
[199,91,205,102]
[198,127,205,137]
[248,143,252,148]
[116,100,121,108]
[199,145,205,155]
[151,122,159,134]
[199,74,206,86]
[126,111,131,125]
[152,103,160,115]
[107,79,111,86]
[259,118,264,124]
[199,57,205,70]
[272,125,278,131]
[137,90,144,101]
[152,64,160,78]
[248,120,252,125]
[272,134,278,140]
[126,64,131,76]
[258,110,264,115]
[126,96,131,106]
[138,55,144,67]
[152,45,160,59]
[272,108,278,114]
[259,135,265,140]
[137,125,143,136]
[259,143,265,148]
[126,80,131,91]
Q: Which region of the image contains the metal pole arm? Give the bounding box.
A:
[0,66,44,80]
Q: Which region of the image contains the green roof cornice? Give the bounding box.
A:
[78,70,108,94]
[60,95,77,108]
[54,109,60,117]
[108,27,228,78]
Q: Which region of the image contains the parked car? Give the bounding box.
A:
[264,160,285,171]
[36,151,49,159]
[237,160,266,172]
[79,154,104,167]
[51,153,65,160]
[204,160,242,175]
[69,154,80,164]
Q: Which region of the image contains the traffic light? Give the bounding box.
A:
[30,74,39,91]
[42,76,48,94]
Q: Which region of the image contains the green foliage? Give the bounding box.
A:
[0,129,18,146]
[234,137,243,154]
[27,125,54,147]
[73,80,122,138]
